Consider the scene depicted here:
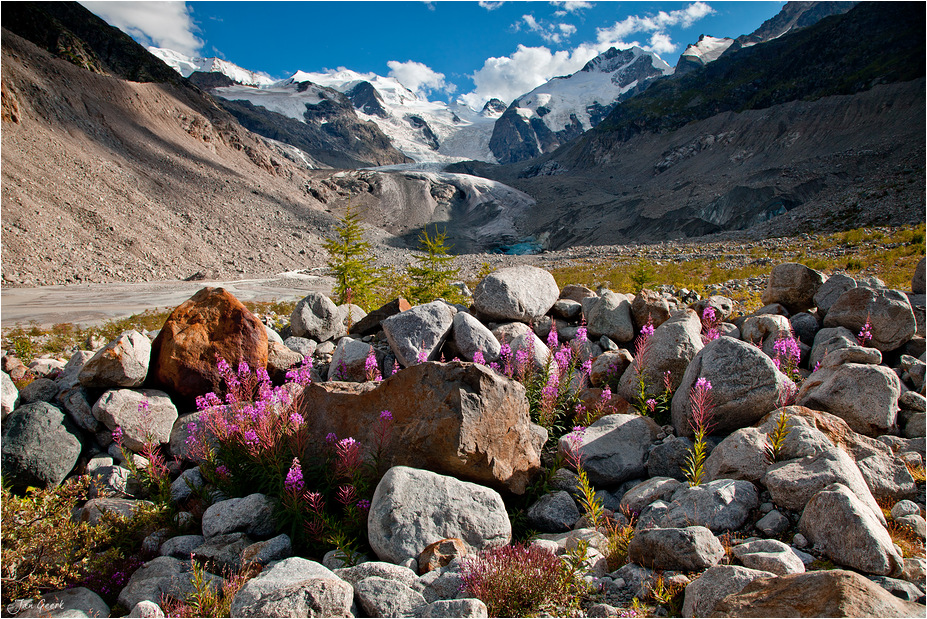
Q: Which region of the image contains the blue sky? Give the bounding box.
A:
[80,1,784,107]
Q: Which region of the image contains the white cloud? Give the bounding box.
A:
[79,1,202,56]
[646,32,677,55]
[478,1,506,10]
[520,14,577,44]
[550,1,593,13]
[387,60,456,97]
[459,44,599,108]
[596,1,714,49]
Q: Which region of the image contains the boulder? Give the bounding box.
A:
[583,291,634,344]
[823,287,916,351]
[160,535,206,559]
[914,257,926,294]
[335,561,418,587]
[808,326,858,371]
[590,349,633,388]
[283,336,316,357]
[414,599,488,618]
[660,479,759,533]
[118,556,222,610]
[759,406,891,462]
[618,309,703,401]
[351,298,412,336]
[764,446,886,525]
[15,587,111,619]
[472,266,559,323]
[327,337,374,381]
[709,569,924,617]
[647,436,696,481]
[451,311,501,363]
[526,491,580,533]
[354,576,427,617]
[193,532,253,574]
[18,377,58,404]
[368,466,511,564]
[230,557,353,618]
[57,386,99,433]
[290,291,344,342]
[201,493,275,539]
[761,263,826,313]
[798,483,904,576]
[417,538,468,575]
[755,509,790,537]
[628,526,724,572]
[631,288,673,330]
[730,539,805,575]
[1,402,82,490]
[54,350,95,391]
[300,361,545,494]
[682,564,775,618]
[856,453,917,501]
[797,363,901,435]
[619,477,682,517]
[241,534,293,567]
[266,341,303,383]
[81,497,154,524]
[672,337,793,438]
[557,414,662,486]
[382,301,455,367]
[813,273,859,316]
[560,284,597,303]
[552,299,583,320]
[336,303,367,333]
[149,288,268,400]
[91,388,178,451]
[1,371,19,420]
[789,312,821,346]
[702,427,770,484]
[79,330,151,388]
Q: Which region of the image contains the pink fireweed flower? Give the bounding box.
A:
[702,306,717,323]
[365,348,382,382]
[547,323,559,349]
[554,347,572,374]
[640,320,655,339]
[379,410,393,422]
[336,437,363,477]
[237,361,250,377]
[356,499,371,511]
[243,429,259,447]
[576,325,588,343]
[600,385,612,402]
[564,425,586,469]
[112,426,123,445]
[582,358,592,377]
[857,319,873,346]
[416,341,428,364]
[647,398,657,413]
[289,411,303,428]
[285,357,314,386]
[663,370,673,392]
[472,350,485,365]
[392,360,401,376]
[689,378,714,435]
[285,458,304,494]
[215,465,230,479]
[695,377,712,391]
[216,355,232,378]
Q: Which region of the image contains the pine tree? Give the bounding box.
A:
[407,225,464,305]
[322,206,381,310]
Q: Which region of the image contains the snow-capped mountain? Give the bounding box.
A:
[149,47,275,87]
[488,47,673,164]
[674,35,734,74]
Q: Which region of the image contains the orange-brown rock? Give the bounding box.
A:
[350,298,412,336]
[709,569,925,618]
[149,288,268,399]
[300,361,546,494]
[418,538,468,575]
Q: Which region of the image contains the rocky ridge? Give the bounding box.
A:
[2,257,925,617]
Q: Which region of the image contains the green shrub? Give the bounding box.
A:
[322,206,382,310]
[406,226,466,306]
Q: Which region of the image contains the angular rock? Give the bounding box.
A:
[414,599,488,618]
[856,453,917,501]
[335,561,418,588]
[552,299,582,320]
[660,479,759,533]
[230,557,353,618]
[817,345,882,369]
[702,427,769,484]
[1,371,19,420]
[92,388,178,451]
[301,361,544,494]
[814,273,859,316]
[351,298,412,336]
[790,312,821,346]
[823,287,917,351]
[150,287,268,400]
[418,538,468,575]
[57,386,99,433]
[628,526,724,571]
[797,362,901,435]
[54,351,95,392]
[119,556,222,610]
[709,569,923,617]
[79,330,151,388]
[808,326,858,371]
[799,483,903,576]
[354,576,426,618]
[242,533,293,567]
[193,532,253,573]
[619,477,682,517]
[18,377,59,404]
[170,467,205,504]
[160,534,206,559]
[682,564,775,618]
[283,336,316,357]
[526,490,580,533]
[731,539,805,575]
[382,301,455,367]
[202,493,276,539]
[336,303,367,334]
[740,314,792,349]
[560,284,597,303]
[128,600,165,617]
[472,266,559,323]
[327,337,374,381]
[672,337,793,438]
[761,263,826,313]
[631,288,673,330]
[760,406,890,462]
[648,436,696,481]
[368,466,511,564]
[583,291,634,343]
[892,499,922,520]
[81,497,153,524]
[618,309,703,401]
[15,586,111,619]
[755,509,790,537]
[764,446,886,525]
[451,311,501,363]
[290,291,344,342]
[1,402,82,490]
[590,349,633,388]
[266,341,303,383]
[557,413,662,486]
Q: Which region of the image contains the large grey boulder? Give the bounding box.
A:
[526,491,580,533]
[327,337,374,381]
[619,477,682,517]
[57,386,99,433]
[682,564,775,618]
[813,273,859,316]
[290,292,345,342]
[415,599,488,618]
[1,371,19,420]
[763,446,885,525]
[119,556,222,610]
[660,479,759,533]
[92,388,177,451]
[557,414,662,486]
[15,586,111,619]
[799,483,904,576]
[472,266,559,323]
[761,263,826,314]
[808,326,858,371]
[1,402,82,490]
[382,301,456,367]
[354,576,427,617]
[583,291,634,344]
[368,466,511,564]
[201,493,276,539]
[702,427,769,484]
[79,330,151,388]
[18,378,59,404]
[797,362,901,436]
[855,453,917,501]
[731,539,805,576]
[823,287,916,351]
[628,526,724,572]
[671,337,793,438]
[335,561,418,588]
[230,557,353,618]
[617,309,703,401]
[451,311,501,363]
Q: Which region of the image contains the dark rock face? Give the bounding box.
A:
[481,98,507,115]
[346,81,390,118]
[405,115,440,150]
[187,70,236,89]
[1,402,82,490]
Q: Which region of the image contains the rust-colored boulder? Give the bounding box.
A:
[709,569,924,617]
[300,361,546,494]
[149,288,268,399]
[418,538,468,575]
[350,298,412,336]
